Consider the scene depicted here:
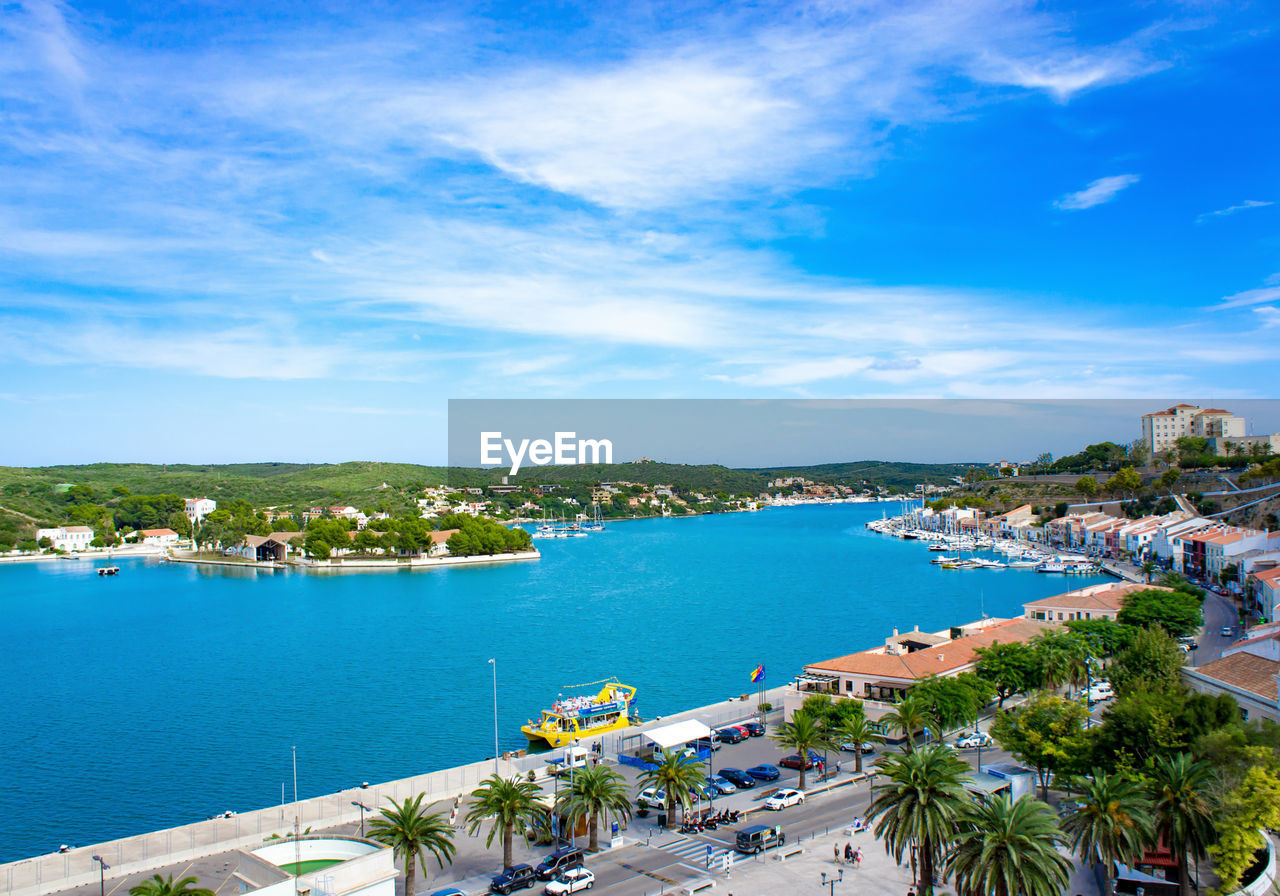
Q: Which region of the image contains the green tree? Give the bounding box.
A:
[975,642,1042,708]
[1062,770,1154,895]
[772,711,832,789]
[990,692,1089,799]
[555,764,632,851]
[1034,631,1090,697]
[128,876,213,896]
[636,751,705,828]
[1140,560,1157,584]
[1076,476,1098,498]
[945,793,1073,896]
[367,793,456,896]
[1208,761,1280,895]
[911,674,995,733]
[304,535,332,559]
[1161,469,1181,490]
[464,775,548,870]
[869,744,971,895]
[1148,753,1215,896]
[831,714,883,775]
[1109,627,1186,697]
[879,693,940,755]
[1106,466,1143,495]
[1064,618,1133,658]
[167,511,193,539]
[1117,589,1203,639]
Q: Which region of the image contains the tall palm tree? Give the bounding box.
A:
[946,793,1073,896]
[129,876,213,896]
[1062,769,1154,896]
[464,774,548,871]
[869,744,972,896]
[773,711,832,789]
[832,715,883,775]
[879,694,939,754]
[1037,633,1090,698]
[367,794,456,896]
[1141,560,1157,584]
[1148,754,1215,896]
[556,764,632,851]
[636,751,705,828]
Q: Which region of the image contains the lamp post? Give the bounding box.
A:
[820,870,844,896]
[92,855,109,896]
[488,658,500,776]
[351,801,372,838]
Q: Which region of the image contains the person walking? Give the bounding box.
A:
[844,843,854,864]
[854,846,863,869]
[834,843,841,864]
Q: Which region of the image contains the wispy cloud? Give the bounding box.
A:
[1054,174,1141,211]
[1196,199,1273,223]
[1210,284,1280,311]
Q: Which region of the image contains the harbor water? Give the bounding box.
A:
[0,503,1109,861]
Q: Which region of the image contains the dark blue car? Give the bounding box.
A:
[746,763,780,782]
[719,768,757,788]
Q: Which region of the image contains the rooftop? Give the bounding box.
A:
[1193,651,1280,702]
[1023,581,1167,613]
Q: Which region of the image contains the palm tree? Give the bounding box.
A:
[832,715,883,775]
[1037,633,1090,698]
[636,751,705,828]
[128,876,213,896]
[946,793,1073,896]
[879,694,939,754]
[464,774,548,871]
[869,744,971,896]
[367,794,456,896]
[1141,560,1157,584]
[1061,769,1154,896]
[1148,754,1215,896]
[556,763,632,851]
[773,711,832,789]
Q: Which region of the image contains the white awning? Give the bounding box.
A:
[643,720,713,749]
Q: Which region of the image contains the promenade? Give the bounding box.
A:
[0,690,787,896]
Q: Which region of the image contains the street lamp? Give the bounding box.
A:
[820,870,844,896]
[351,801,372,838]
[92,855,109,896]
[488,658,500,776]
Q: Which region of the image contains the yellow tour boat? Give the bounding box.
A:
[521,680,638,748]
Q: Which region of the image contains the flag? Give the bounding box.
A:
[750,663,765,683]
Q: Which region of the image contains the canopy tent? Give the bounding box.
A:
[642,720,712,750]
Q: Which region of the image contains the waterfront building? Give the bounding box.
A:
[34,525,94,551]
[795,617,1050,713]
[238,531,301,562]
[1023,581,1165,623]
[138,527,179,546]
[1184,623,1280,723]
[184,497,217,526]
[983,504,1034,539]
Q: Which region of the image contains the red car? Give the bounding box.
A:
[778,752,823,770]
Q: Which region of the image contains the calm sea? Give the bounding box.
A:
[0,503,1108,861]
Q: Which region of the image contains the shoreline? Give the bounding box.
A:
[164,549,541,573]
[0,547,162,565]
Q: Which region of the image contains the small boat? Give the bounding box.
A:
[97,566,121,576]
[1008,560,1038,568]
[927,543,948,552]
[931,555,959,565]
[521,680,639,747]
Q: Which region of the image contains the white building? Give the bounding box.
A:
[139,527,179,546]
[184,497,217,526]
[1142,404,1245,455]
[35,525,94,551]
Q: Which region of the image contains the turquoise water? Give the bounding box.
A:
[0,504,1108,861]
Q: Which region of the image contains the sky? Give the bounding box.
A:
[1,0,1278,464]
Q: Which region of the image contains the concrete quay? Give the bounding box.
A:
[0,689,786,896]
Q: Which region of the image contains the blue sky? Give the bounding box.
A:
[1,1,1277,464]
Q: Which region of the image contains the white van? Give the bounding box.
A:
[1087,682,1114,705]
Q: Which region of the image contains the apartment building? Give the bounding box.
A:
[1141,404,1245,454]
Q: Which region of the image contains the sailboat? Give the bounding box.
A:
[582,505,605,532]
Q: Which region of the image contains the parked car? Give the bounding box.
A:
[740,721,766,737]
[706,774,736,794]
[428,890,467,896]
[719,768,757,789]
[746,764,781,782]
[838,741,876,754]
[715,727,748,744]
[778,751,823,770]
[636,787,666,809]
[490,864,538,895]
[764,788,804,811]
[543,868,595,895]
[690,781,717,802]
[1087,682,1114,705]
[536,846,584,880]
[1221,626,1234,637]
[953,731,993,749]
[687,737,720,753]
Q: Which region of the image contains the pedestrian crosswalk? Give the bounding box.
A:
[658,835,737,869]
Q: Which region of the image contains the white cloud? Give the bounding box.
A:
[1211,285,1280,311]
[1196,199,1273,223]
[1054,174,1141,211]
[1256,307,1280,328]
